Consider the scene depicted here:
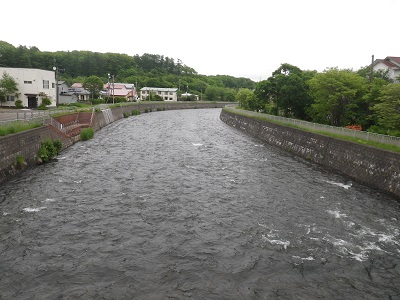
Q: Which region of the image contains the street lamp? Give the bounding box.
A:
[53,66,59,107]
[107,73,115,104]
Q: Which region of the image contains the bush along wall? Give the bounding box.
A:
[0,125,73,185]
[37,139,63,163]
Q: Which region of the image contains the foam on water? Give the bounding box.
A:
[324,180,352,189]
[261,234,291,249]
[327,209,347,219]
[22,207,47,212]
[42,198,56,203]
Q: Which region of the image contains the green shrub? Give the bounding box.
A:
[113,97,127,103]
[91,98,105,105]
[38,139,59,163]
[69,102,87,108]
[41,98,52,106]
[131,109,141,115]
[123,111,130,118]
[53,140,63,153]
[15,100,23,109]
[80,127,94,141]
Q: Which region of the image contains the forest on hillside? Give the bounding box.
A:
[0,41,255,101]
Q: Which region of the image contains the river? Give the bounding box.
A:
[1,108,399,299]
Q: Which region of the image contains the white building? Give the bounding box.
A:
[0,67,56,108]
[372,56,400,82]
[140,87,178,101]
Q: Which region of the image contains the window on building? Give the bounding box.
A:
[158,91,161,95]
[52,82,55,88]
[24,81,32,84]
[6,96,15,102]
[43,80,49,89]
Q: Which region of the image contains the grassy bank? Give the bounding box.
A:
[224,107,400,153]
[0,120,43,136]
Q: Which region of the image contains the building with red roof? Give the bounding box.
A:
[372,56,400,82]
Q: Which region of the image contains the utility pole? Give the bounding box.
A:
[112,75,115,104]
[107,73,115,104]
[370,55,374,83]
[53,66,59,107]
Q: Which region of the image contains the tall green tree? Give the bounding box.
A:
[308,68,368,126]
[0,71,18,105]
[236,88,254,110]
[362,78,388,128]
[372,83,400,131]
[83,75,104,99]
[254,63,313,118]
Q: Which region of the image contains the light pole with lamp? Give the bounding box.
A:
[107,73,115,104]
[53,66,59,107]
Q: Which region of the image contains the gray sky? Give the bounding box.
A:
[1,0,399,81]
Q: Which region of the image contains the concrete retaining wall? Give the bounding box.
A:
[220,109,400,199]
[0,126,73,184]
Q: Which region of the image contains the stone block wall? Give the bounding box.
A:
[0,126,73,185]
[220,109,400,199]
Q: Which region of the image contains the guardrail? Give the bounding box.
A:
[227,108,400,148]
[0,108,75,125]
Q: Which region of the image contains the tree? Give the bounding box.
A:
[357,65,392,83]
[205,86,219,101]
[372,83,400,131]
[0,71,18,106]
[362,78,388,128]
[236,88,254,110]
[308,68,368,126]
[254,63,314,118]
[83,75,104,99]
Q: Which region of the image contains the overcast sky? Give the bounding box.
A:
[1,0,399,81]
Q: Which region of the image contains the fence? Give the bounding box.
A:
[228,108,400,148]
[0,108,75,125]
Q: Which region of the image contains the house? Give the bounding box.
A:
[372,56,400,82]
[59,82,91,104]
[100,83,138,102]
[180,92,199,101]
[140,87,178,101]
[0,67,56,108]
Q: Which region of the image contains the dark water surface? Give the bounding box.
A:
[1,108,399,299]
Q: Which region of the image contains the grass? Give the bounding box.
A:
[0,121,42,137]
[224,107,400,153]
[80,127,94,141]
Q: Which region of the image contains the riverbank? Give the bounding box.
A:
[220,107,400,199]
[0,102,229,186]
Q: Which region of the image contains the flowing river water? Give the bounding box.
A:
[0,108,399,299]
